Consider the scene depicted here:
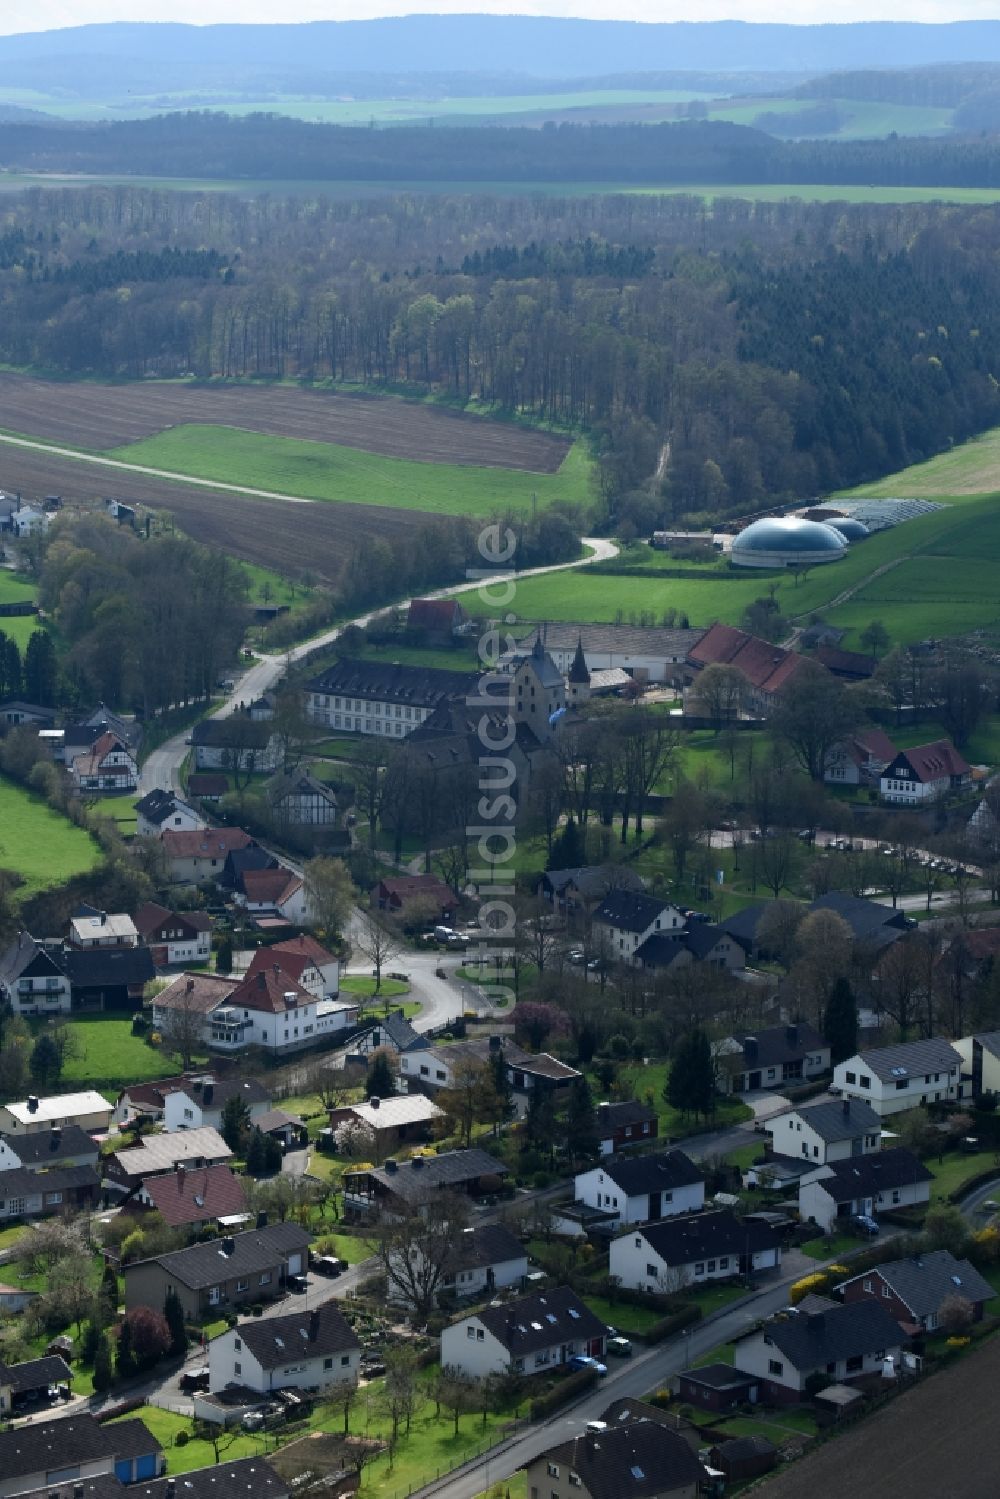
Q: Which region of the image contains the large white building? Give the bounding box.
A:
[208,1303,360,1397]
[0,1090,112,1136]
[880,740,972,805]
[592,892,686,966]
[304,658,479,739]
[500,622,703,687]
[832,1038,962,1118]
[439,1285,606,1380]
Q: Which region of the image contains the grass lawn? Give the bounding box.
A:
[682,1281,751,1316]
[926,1148,1000,1201]
[800,1232,861,1261]
[340,976,410,1000]
[110,1406,267,1474]
[615,1061,753,1137]
[107,426,595,520]
[582,1296,667,1336]
[0,1222,26,1252]
[350,639,484,674]
[0,774,102,898]
[43,1016,185,1089]
[0,570,36,607]
[84,794,138,832]
[353,1381,523,1499]
[314,1230,372,1265]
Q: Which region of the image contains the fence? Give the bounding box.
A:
[377,1419,526,1499]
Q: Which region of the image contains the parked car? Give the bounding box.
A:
[310,1254,344,1278]
[568,1354,608,1375]
[567,949,585,965]
[607,1336,633,1358]
[180,1367,210,1392]
[286,1274,309,1294]
[853,1214,880,1237]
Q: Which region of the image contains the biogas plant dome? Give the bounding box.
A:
[730,516,849,569]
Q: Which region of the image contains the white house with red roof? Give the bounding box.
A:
[235,867,308,926]
[134,903,213,967]
[204,967,343,1056]
[161,828,255,885]
[880,739,972,805]
[68,731,138,793]
[244,935,340,999]
[824,727,897,787]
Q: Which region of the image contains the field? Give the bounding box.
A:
[839,425,1000,498]
[43,1016,192,1089]
[0,570,40,649]
[755,1331,1000,1499]
[1,174,999,205]
[107,425,592,518]
[0,373,570,471]
[705,95,955,139]
[0,775,101,896]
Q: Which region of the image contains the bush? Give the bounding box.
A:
[175,1431,189,1448]
[131,1013,149,1036]
[644,1304,702,1345]
[529,1366,598,1420]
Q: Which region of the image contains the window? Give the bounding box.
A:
[860,1075,870,1089]
[845,1072,856,1085]
[260,1272,271,1286]
[235,1279,249,1292]
[863,1280,872,1293]
[695,1263,705,1276]
[768,1359,783,1376]
[707,1260,716,1272]
[234,1338,242,1351]
[547,1466,560,1479]
[569,1477,582,1489]
[341,1355,350,1366]
[646,1264,657,1278]
[895,1079,908,1091]
[183,1107,194,1120]
[719,1257,729,1270]
[234,1361,241,1375]
[477,1329,485,1341]
[208,1287,220,1305]
[634,1237,642,1248]
[467,1327,476,1339]
[882,1284,891,1298]
[324,1357,334,1370]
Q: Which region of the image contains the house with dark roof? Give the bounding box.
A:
[350,1009,427,1060]
[0,700,54,729]
[440,1285,607,1380]
[539,865,646,915]
[162,1078,271,1133]
[713,1023,829,1095]
[397,1034,579,1114]
[208,1302,360,1396]
[105,1125,233,1195]
[190,717,281,774]
[133,903,213,969]
[732,1299,904,1404]
[837,1248,993,1331]
[187,773,229,802]
[707,1434,778,1484]
[721,893,908,960]
[798,1147,933,1233]
[0,1164,100,1223]
[524,1414,705,1499]
[406,597,471,638]
[880,739,972,805]
[140,1460,289,1499]
[610,1210,782,1292]
[112,1073,206,1130]
[675,1362,758,1414]
[824,726,896,786]
[386,1222,528,1309]
[574,1151,704,1228]
[815,645,878,682]
[502,621,703,687]
[0,932,72,1016]
[68,730,138,794]
[342,1147,507,1220]
[134,789,205,839]
[592,892,686,966]
[1,1353,73,1413]
[244,935,340,1001]
[138,1163,249,1230]
[0,1124,98,1175]
[305,658,480,741]
[955,1027,1000,1101]
[766,1098,881,1167]
[634,924,746,975]
[832,1038,963,1117]
[596,1100,659,1156]
[0,1413,162,1497]
[61,944,155,1013]
[266,770,340,827]
[124,1222,311,1321]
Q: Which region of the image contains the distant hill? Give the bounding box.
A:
[5,17,1000,89]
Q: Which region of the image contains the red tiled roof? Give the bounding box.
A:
[72,730,132,778]
[154,972,239,1014]
[855,728,898,763]
[142,1162,248,1226]
[897,739,971,783]
[407,598,466,629]
[134,902,212,939]
[188,774,229,796]
[267,933,337,967]
[688,622,747,668]
[118,1074,203,1109]
[161,828,254,859]
[242,868,303,906]
[227,966,313,1014]
[376,874,456,902]
[689,622,810,697]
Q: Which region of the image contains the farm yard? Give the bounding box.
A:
[0,373,571,471]
[0,775,101,897]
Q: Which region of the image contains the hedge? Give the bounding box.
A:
[948,1166,1000,1205]
[782,1078,832,1105]
[530,1366,599,1420]
[643,1303,703,1345]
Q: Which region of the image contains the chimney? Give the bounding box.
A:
[369,1096,380,1110]
[843,1099,850,1116]
[488,1035,502,1052]
[221,1236,235,1254]
[176,1162,186,1179]
[411,1155,424,1169]
[309,1308,320,1341]
[597,1103,610,1123]
[99,912,107,926]
[50,1127,61,1150]
[203,1083,214,1106]
[27,1095,38,1113]
[786,1025,798,1046]
[186,979,194,994]
[744,1038,758,1061]
[256,1210,268,1230]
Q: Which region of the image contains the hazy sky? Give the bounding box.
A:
[5,0,1000,36]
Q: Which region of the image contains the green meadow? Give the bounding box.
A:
[0,775,101,896]
[107,425,594,518]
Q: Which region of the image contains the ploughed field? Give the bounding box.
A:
[0,372,570,472]
[0,443,422,585]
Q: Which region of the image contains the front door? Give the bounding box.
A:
[648,1191,662,1222]
[747,1071,762,1090]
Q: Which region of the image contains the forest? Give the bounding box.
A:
[1,186,1000,519]
[9,113,1000,186]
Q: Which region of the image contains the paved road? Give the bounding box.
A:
[139,536,618,798]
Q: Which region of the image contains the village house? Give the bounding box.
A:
[880,739,972,805]
[145,1460,289,1499]
[721,892,909,961]
[798,1146,933,1232]
[574,1151,704,1229]
[592,892,686,966]
[0,1163,101,1223]
[11,505,50,538]
[266,770,340,827]
[731,1300,903,1404]
[525,1410,705,1499]
[387,1223,528,1309]
[58,705,141,767]
[112,1074,205,1130]
[609,1209,782,1293]
[0,1413,162,1498]
[350,1010,427,1059]
[209,1302,360,1399]
[137,1162,249,1230]
[634,924,746,975]
[0,1091,112,1136]
[190,718,282,774]
[326,1093,444,1154]
[162,1079,271,1134]
[713,1023,829,1095]
[187,773,229,802]
[150,972,241,1048]
[595,1100,659,1156]
[133,903,213,968]
[134,789,206,839]
[954,1028,1000,1100]
[235,866,309,927]
[539,864,646,915]
[104,1125,233,1196]
[835,1248,993,1331]
[685,621,811,716]
[832,1037,963,1116]
[60,945,155,1013]
[373,873,459,921]
[0,1124,98,1175]
[66,911,138,951]
[766,1098,881,1166]
[304,658,479,739]
[343,1146,507,1220]
[824,727,897,786]
[0,932,72,1016]
[160,827,256,885]
[244,935,341,1000]
[254,1108,308,1151]
[406,597,471,639]
[440,1285,607,1380]
[124,1221,311,1320]
[0,699,53,729]
[68,731,138,794]
[188,967,352,1056]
